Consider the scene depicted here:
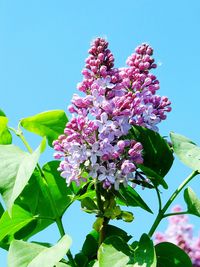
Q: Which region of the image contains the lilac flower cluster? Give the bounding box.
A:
[53,38,171,190]
[155,206,200,266]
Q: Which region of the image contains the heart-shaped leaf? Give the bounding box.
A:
[184,187,200,217]
[134,233,156,267]
[8,235,72,267]
[155,242,192,266]
[20,110,68,147]
[0,205,34,243]
[0,139,44,213]
[128,126,174,188]
[81,230,99,259]
[170,132,200,171]
[14,161,75,239]
[98,236,131,267]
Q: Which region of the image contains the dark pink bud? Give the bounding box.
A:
[98,53,104,61]
[54,153,62,159]
[68,105,77,113]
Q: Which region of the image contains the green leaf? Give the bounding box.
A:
[15,161,75,238]
[120,211,134,222]
[0,141,43,213]
[81,227,131,263]
[30,241,52,248]
[0,109,12,145]
[74,252,88,267]
[28,235,72,267]
[155,242,192,267]
[56,263,71,267]
[15,170,53,240]
[105,225,132,243]
[98,236,131,267]
[20,110,68,147]
[82,230,99,259]
[0,109,6,116]
[116,185,153,213]
[75,181,96,201]
[138,166,168,189]
[134,233,156,267]
[0,201,4,218]
[87,260,99,267]
[81,197,98,213]
[8,235,72,267]
[129,126,174,188]
[42,161,75,216]
[170,132,200,171]
[184,187,200,217]
[0,205,34,242]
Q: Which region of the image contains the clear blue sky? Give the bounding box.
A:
[1,0,200,265]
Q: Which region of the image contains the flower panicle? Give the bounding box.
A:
[53,37,171,190]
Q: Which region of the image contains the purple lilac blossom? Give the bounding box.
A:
[154,205,200,266]
[53,38,171,190]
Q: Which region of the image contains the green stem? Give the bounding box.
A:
[95,181,109,246]
[56,218,66,237]
[56,218,75,267]
[9,127,33,153]
[95,181,104,215]
[12,127,76,266]
[155,187,162,212]
[148,170,199,237]
[99,217,109,246]
[163,211,189,218]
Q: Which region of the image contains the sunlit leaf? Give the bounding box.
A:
[0,205,34,242]
[42,161,75,216]
[170,132,200,171]
[184,187,200,217]
[14,161,75,239]
[20,110,68,147]
[0,140,44,213]
[98,236,131,267]
[8,235,72,267]
[81,226,131,264]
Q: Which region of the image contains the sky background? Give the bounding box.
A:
[1,0,200,265]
